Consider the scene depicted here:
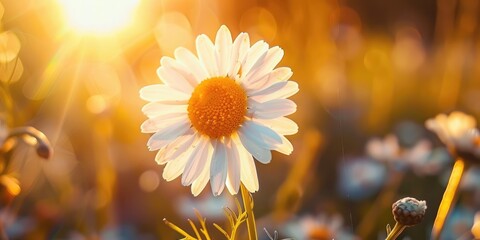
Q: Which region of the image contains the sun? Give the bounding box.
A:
[58,0,140,35]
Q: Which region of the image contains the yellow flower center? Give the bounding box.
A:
[188,77,247,139]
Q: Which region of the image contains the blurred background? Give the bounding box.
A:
[0,0,479,239]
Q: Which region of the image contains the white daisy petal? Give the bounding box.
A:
[210,140,228,196]
[241,41,269,79]
[225,137,241,195]
[264,81,299,100]
[196,34,218,77]
[215,25,233,76]
[256,46,283,75]
[244,46,284,85]
[163,153,190,181]
[141,113,188,133]
[162,141,193,181]
[249,99,297,119]
[174,47,208,82]
[274,135,294,155]
[243,51,268,82]
[147,120,191,151]
[159,57,197,91]
[228,32,250,78]
[155,133,197,165]
[249,81,299,103]
[139,84,190,102]
[141,102,187,118]
[243,67,293,91]
[157,66,193,93]
[254,117,298,136]
[235,137,259,192]
[181,137,211,186]
[263,66,293,86]
[191,160,211,196]
[241,120,283,149]
[249,80,288,96]
[238,129,272,164]
[191,142,214,196]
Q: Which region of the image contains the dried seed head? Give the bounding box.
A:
[392,197,427,226]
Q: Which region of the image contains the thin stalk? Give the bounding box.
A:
[163,218,196,240]
[241,184,257,240]
[431,158,468,240]
[357,168,405,238]
[385,222,406,240]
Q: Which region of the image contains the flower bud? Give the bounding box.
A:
[392,197,427,226]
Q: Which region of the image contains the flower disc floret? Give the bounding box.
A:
[188,77,247,139]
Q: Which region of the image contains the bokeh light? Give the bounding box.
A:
[0,31,20,63]
[138,170,160,192]
[58,0,140,35]
[154,12,194,54]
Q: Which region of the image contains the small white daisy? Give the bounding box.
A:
[140,25,298,196]
[366,134,401,162]
[425,111,480,157]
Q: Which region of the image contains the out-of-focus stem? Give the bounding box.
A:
[241,183,257,240]
[0,81,14,123]
[431,158,467,240]
[274,129,322,220]
[385,222,406,240]
[357,168,405,238]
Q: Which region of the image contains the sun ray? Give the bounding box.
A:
[57,0,140,35]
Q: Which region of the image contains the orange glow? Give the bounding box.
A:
[58,0,139,35]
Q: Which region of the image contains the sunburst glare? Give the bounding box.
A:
[58,0,140,35]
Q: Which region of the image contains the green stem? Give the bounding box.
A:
[241,184,257,240]
[385,222,406,240]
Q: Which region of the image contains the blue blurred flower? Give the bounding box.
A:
[441,206,475,240]
[338,158,387,200]
[460,167,480,190]
[407,145,451,176]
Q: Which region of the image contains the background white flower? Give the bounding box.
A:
[337,158,387,200]
[366,134,401,163]
[472,211,480,239]
[284,214,359,240]
[140,25,298,196]
[425,111,480,157]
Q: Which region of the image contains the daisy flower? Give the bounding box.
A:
[425,111,480,159]
[366,134,401,163]
[140,25,298,196]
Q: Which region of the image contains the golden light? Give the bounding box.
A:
[138,170,160,192]
[58,0,140,35]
